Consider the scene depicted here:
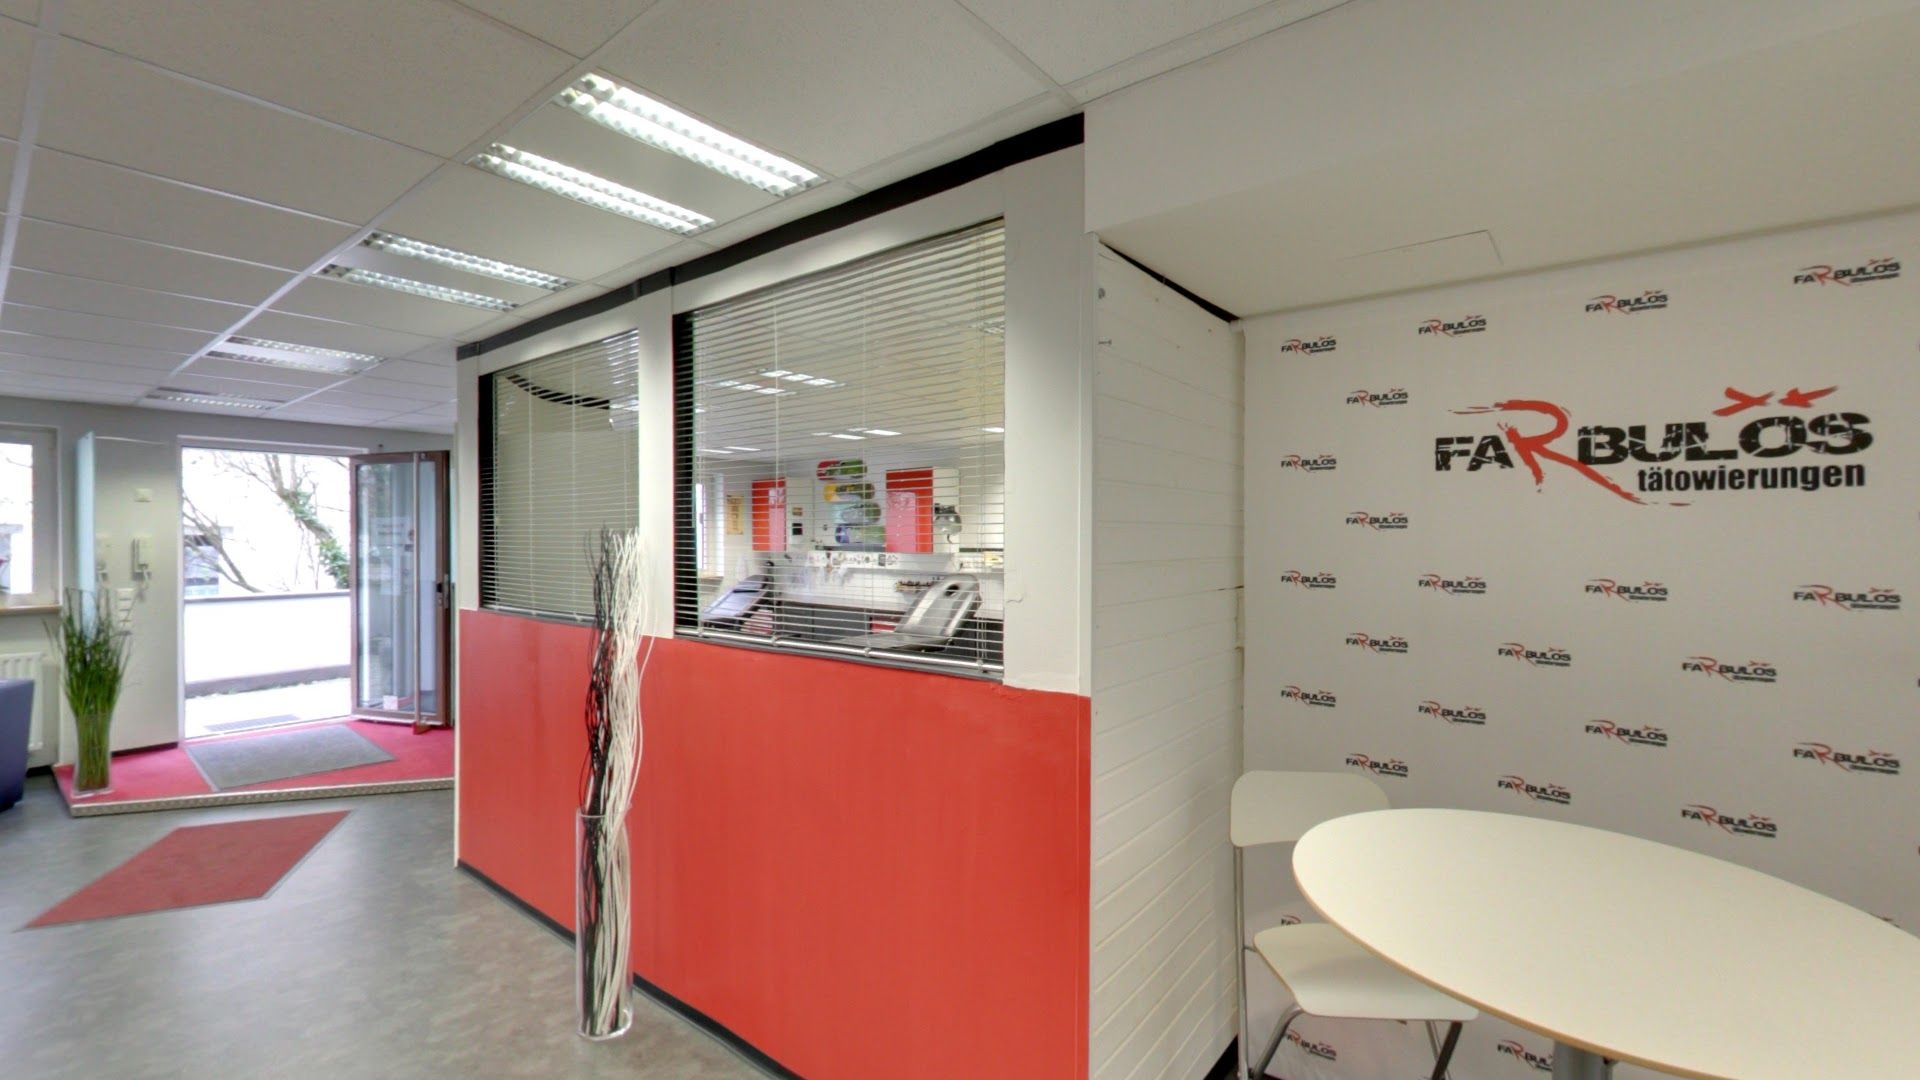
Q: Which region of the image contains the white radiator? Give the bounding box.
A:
[0,651,48,753]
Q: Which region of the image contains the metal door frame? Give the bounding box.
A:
[348,450,452,731]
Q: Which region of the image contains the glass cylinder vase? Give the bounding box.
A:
[71,712,112,795]
[575,809,632,1041]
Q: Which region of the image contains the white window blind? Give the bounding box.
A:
[482,329,641,620]
[675,220,1006,677]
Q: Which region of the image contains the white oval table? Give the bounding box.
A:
[1293,808,1920,1079]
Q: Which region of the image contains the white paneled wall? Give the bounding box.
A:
[1090,247,1242,1080]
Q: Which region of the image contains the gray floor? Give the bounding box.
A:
[0,776,771,1080]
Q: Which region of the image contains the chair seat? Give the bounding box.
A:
[1252,923,1478,1023]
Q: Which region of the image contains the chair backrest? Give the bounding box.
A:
[900,575,980,639]
[1230,770,1390,848]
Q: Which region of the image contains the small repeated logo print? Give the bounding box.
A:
[1345,633,1409,655]
[1346,387,1409,407]
[1585,721,1669,748]
[1278,335,1337,355]
[1279,685,1337,709]
[1793,743,1900,775]
[1345,753,1409,779]
[1275,913,1303,926]
[1496,1040,1554,1073]
[1418,573,1486,596]
[1793,585,1901,611]
[1681,657,1777,684]
[1794,258,1900,286]
[1345,510,1409,530]
[1285,1030,1337,1062]
[1278,453,1338,472]
[1417,314,1487,337]
[1585,290,1669,314]
[1585,578,1669,602]
[1418,701,1487,726]
[1497,775,1572,805]
[1278,570,1338,590]
[1682,805,1777,838]
[1498,643,1572,668]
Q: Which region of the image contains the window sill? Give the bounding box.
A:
[0,603,60,617]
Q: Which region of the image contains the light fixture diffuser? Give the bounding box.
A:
[228,336,383,367]
[146,387,281,411]
[362,232,572,291]
[471,144,713,234]
[320,264,517,312]
[208,338,383,376]
[559,74,819,195]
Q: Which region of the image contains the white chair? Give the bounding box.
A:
[1232,771,1477,1080]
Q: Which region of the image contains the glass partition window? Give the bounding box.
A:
[675,220,1006,677]
[481,330,642,621]
[0,426,56,606]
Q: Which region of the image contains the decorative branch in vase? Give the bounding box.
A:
[577,529,651,1040]
[51,588,131,796]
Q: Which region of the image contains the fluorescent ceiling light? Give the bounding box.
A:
[471,144,713,234]
[362,232,572,291]
[982,426,1005,433]
[209,338,383,376]
[321,265,516,312]
[146,387,281,411]
[559,74,819,195]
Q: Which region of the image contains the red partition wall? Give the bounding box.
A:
[458,609,1090,1079]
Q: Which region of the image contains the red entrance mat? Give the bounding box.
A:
[25,810,350,928]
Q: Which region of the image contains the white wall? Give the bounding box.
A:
[0,394,445,766]
[1089,247,1242,1080]
[1241,209,1920,1079]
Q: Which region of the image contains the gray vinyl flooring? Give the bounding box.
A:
[0,776,771,1080]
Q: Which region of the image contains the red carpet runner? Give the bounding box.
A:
[26,810,349,927]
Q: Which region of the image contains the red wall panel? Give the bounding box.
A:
[458,609,1090,1079]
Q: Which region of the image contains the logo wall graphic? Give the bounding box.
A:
[1279,570,1338,590]
[1585,578,1669,602]
[1498,775,1573,805]
[1279,453,1338,472]
[1276,913,1303,926]
[1347,387,1410,407]
[1793,585,1902,611]
[1794,258,1900,286]
[1793,743,1901,775]
[1496,1040,1554,1072]
[1284,1030,1338,1062]
[1418,315,1487,337]
[1682,805,1778,838]
[1419,701,1487,726]
[1585,290,1669,314]
[1345,753,1410,779]
[1499,643,1572,668]
[1418,574,1487,596]
[1280,685,1337,709]
[1435,388,1872,504]
[1345,633,1410,654]
[1346,511,1409,530]
[1585,720,1669,748]
[1682,657,1778,684]
[1279,335,1337,355]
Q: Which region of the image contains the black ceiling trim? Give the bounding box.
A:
[458,113,1084,361]
[1102,243,1239,324]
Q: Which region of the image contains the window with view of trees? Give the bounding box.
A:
[0,426,55,606]
[180,448,351,597]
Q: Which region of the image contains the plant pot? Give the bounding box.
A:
[575,809,631,1040]
[72,711,112,796]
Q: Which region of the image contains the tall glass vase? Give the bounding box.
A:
[576,810,632,1040]
[71,712,112,795]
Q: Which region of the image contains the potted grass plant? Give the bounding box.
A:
[51,588,131,795]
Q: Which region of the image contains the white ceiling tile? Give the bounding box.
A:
[38,39,442,223]
[375,359,456,388]
[590,238,710,286]
[370,415,453,433]
[237,310,442,359]
[14,219,293,306]
[509,102,778,223]
[0,331,186,371]
[343,374,454,404]
[61,0,577,157]
[457,311,523,342]
[380,165,679,281]
[493,282,610,324]
[273,275,505,338]
[0,370,152,403]
[0,350,168,387]
[179,355,344,391]
[960,0,1339,86]
[25,149,358,269]
[0,17,32,140]
[6,268,252,332]
[598,0,1049,176]
[838,95,1071,193]
[296,387,424,412]
[272,401,398,425]
[1,303,213,354]
[455,0,655,57]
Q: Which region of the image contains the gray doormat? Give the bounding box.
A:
[186,725,395,791]
[201,714,300,735]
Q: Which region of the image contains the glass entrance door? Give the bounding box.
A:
[350,451,450,730]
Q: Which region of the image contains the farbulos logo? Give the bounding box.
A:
[1498,775,1572,805]
[1585,720,1669,748]
[1279,570,1338,590]
[1346,387,1409,407]
[1279,335,1337,355]
[1418,314,1487,337]
[1435,387,1872,504]
[1279,453,1338,472]
[1499,643,1571,668]
[1682,657,1777,684]
[1345,753,1409,779]
[1345,633,1409,655]
[1793,743,1901,775]
[1418,573,1486,596]
[1280,685,1337,709]
[1586,290,1669,314]
[1496,1040,1554,1072]
[1794,258,1900,286]
[1276,913,1303,926]
[1682,805,1778,838]
[1418,700,1487,725]
[1346,510,1409,530]
[1284,1030,1337,1062]
[1793,585,1901,611]
[1585,578,1669,602]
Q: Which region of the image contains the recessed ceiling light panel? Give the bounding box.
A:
[210,337,384,376]
[362,232,572,292]
[320,264,517,312]
[558,74,821,196]
[471,144,714,234]
[146,387,281,411]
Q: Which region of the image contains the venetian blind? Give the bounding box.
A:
[674,220,1006,676]
[482,329,641,620]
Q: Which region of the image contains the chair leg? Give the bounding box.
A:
[1234,847,1250,1079]
[1428,1021,1463,1080]
[1252,1004,1303,1079]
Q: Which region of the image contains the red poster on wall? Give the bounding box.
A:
[752,479,786,552]
[885,469,934,553]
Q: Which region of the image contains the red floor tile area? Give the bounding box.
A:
[27,810,350,927]
[53,720,452,807]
